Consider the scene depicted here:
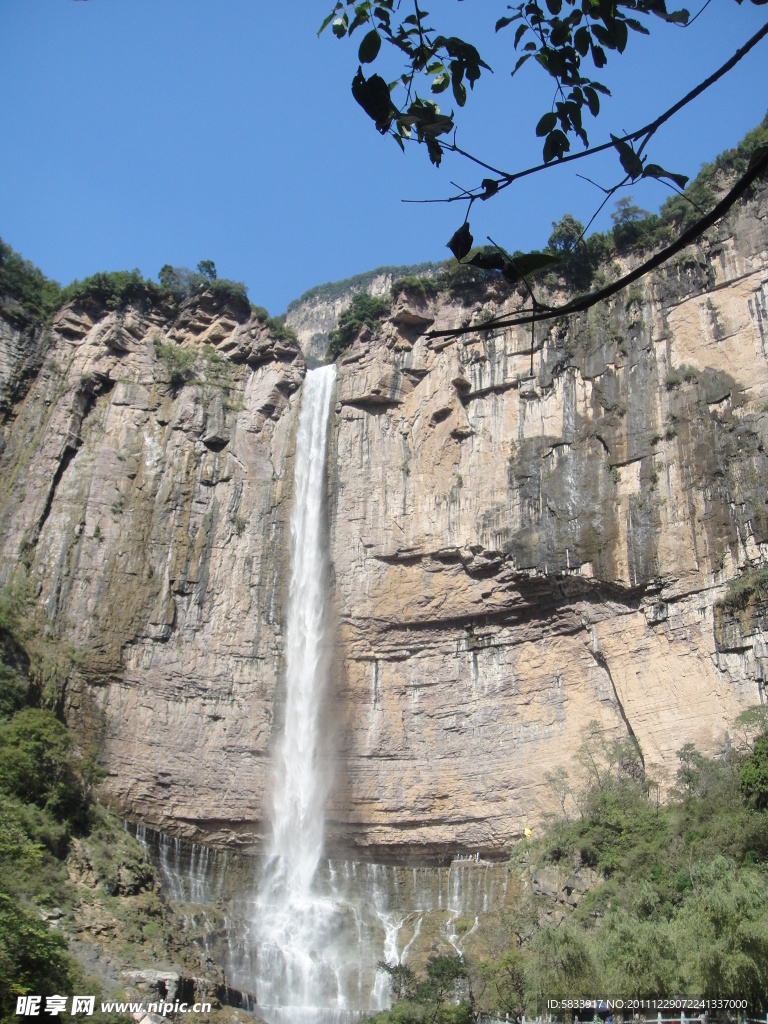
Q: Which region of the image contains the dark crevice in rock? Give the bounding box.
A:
[342,398,401,413]
[34,442,78,545]
[591,645,645,771]
[23,373,116,556]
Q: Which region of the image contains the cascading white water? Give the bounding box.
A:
[252,364,344,1024]
[125,821,512,1022]
[123,370,512,1020]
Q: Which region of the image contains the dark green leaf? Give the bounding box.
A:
[514,23,528,47]
[358,29,382,63]
[614,18,628,52]
[584,86,600,117]
[591,43,607,68]
[546,0,562,13]
[543,129,569,163]
[426,136,443,166]
[611,135,643,179]
[550,18,570,46]
[467,250,507,270]
[431,71,450,93]
[511,52,532,77]
[643,163,689,189]
[452,73,467,107]
[591,23,615,49]
[508,251,561,278]
[480,178,499,199]
[625,16,650,33]
[536,112,558,137]
[318,6,342,37]
[447,222,473,260]
[349,8,372,35]
[352,67,397,132]
[574,25,591,55]
[332,14,348,38]
[496,15,516,30]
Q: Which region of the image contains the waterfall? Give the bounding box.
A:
[125,822,513,1022]
[122,367,512,1021]
[252,364,343,1024]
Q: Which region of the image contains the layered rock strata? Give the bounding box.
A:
[323,184,768,856]
[0,185,766,857]
[0,289,305,846]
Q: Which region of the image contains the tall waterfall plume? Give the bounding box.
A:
[253,364,344,1023]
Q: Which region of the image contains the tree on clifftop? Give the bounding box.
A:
[321,0,768,334]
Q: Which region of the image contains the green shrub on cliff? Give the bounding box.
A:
[740,732,768,809]
[0,584,166,1021]
[59,269,158,311]
[721,564,768,611]
[328,291,391,359]
[0,238,62,325]
[152,337,197,390]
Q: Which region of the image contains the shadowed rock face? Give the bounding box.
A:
[1,188,767,857]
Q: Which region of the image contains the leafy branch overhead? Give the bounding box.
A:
[322,0,768,333]
[321,0,700,167]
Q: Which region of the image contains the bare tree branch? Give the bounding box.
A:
[403,19,768,206]
[427,148,768,339]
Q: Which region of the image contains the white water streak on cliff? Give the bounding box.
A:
[253,364,342,1021]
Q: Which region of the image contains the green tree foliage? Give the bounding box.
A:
[371,955,472,1024]
[196,259,217,281]
[322,0,696,166]
[547,215,610,292]
[0,583,160,1021]
[0,893,77,1017]
[740,732,768,809]
[525,926,597,1003]
[366,718,768,1022]
[59,269,157,311]
[0,238,62,325]
[0,580,34,720]
[323,5,768,331]
[0,709,86,827]
[672,857,768,1002]
[157,263,249,305]
[611,196,652,248]
[328,292,391,359]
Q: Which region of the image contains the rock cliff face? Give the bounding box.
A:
[284,263,436,364]
[0,290,305,847]
[0,186,766,859]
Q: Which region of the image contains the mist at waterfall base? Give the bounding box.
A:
[127,367,514,1022]
[129,824,513,1024]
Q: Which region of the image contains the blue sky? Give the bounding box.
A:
[0,1,766,315]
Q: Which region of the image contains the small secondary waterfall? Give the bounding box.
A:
[252,364,343,1023]
[125,823,513,1021]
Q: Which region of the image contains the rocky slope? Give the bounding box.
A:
[0,184,766,859]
